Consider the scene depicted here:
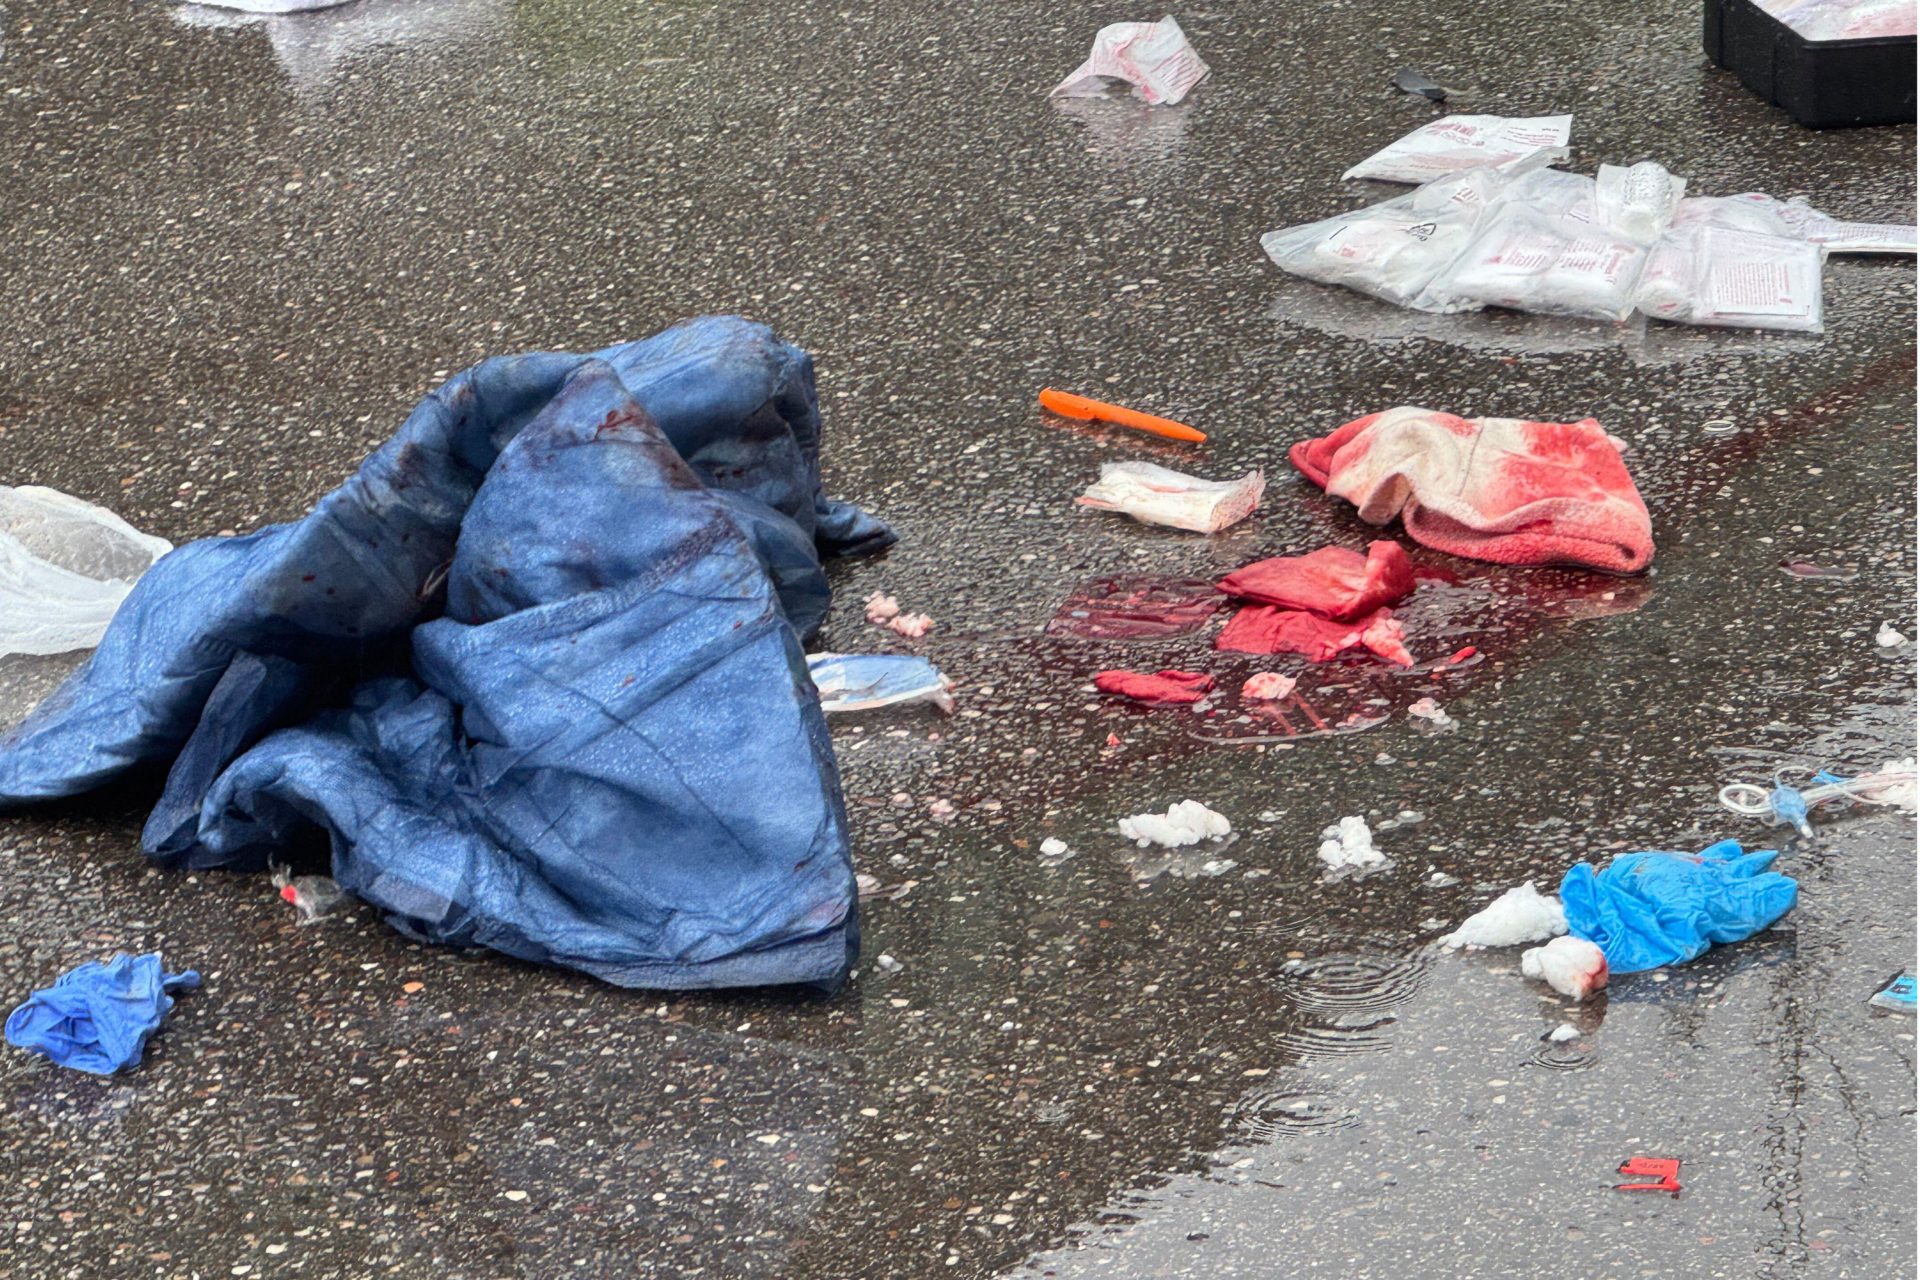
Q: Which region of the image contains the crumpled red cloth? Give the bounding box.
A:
[1215,606,1414,666]
[1093,669,1216,705]
[1290,407,1654,573]
[1217,540,1414,621]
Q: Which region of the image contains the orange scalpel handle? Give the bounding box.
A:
[1039,388,1206,443]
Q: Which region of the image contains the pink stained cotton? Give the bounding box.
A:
[1215,606,1414,666]
[1290,408,1654,573]
[1217,540,1415,621]
[1241,673,1298,701]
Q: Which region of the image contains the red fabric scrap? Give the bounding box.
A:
[1093,669,1216,706]
[1217,540,1415,621]
[1215,606,1413,667]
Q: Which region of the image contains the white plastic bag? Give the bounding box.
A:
[1051,15,1210,106]
[1076,461,1264,533]
[1424,203,1649,321]
[1341,114,1573,184]
[1595,161,1687,244]
[0,486,173,657]
[1635,225,1825,333]
[1259,164,1519,311]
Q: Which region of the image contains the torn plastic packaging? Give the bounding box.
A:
[809,653,955,714]
[1050,15,1210,106]
[1077,461,1264,533]
[0,486,173,658]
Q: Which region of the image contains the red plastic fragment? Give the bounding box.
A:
[1615,1156,1682,1195]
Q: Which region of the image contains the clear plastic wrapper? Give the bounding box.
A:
[1341,114,1573,184]
[1635,225,1825,333]
[1259,163,1520,312]
[0,486,173,657]
[1669,193,1798,239]
[808,653,956,714]
[1423,204,1648,321]
[1673,193,1917,254]
[1758,0,1916,39]
[1500,166,1601,227]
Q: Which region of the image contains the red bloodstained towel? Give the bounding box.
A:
[1217,540,1415,621]
[1216,606,1413,666]
[1093,669,1216,705]
[1290,408,1654,573]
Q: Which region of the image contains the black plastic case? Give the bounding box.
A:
[1704,0,1917,128]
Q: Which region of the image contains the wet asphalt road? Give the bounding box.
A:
[0,0,1915,1277]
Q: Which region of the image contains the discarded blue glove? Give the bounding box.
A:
[0,317,892,993]
[1560,840,1797,974]
[6,953,200,1074]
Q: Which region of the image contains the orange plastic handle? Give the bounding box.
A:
[1038,388,1206,443]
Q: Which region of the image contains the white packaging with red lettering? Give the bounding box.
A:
[1341,114,1573,184]
[1051,15,1210,106]
[1259,163,1515,310]
[1635,225,1825,333]
[1672,193,1917,255]
[1422,203,1649,321]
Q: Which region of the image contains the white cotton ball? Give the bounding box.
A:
[1441,882,1567,949]
[1118,800,1231,848]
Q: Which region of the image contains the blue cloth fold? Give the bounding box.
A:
[1560,839,1798,974]
[6,953,200,1074]
[0,317,892,992]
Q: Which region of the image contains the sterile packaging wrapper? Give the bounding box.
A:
[1636,225,1825,334]
[1423,203,1649,321]
[1342,114,1573,184]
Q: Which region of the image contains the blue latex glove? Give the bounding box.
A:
[1560,840,1798,974]
[6,953,199,1075]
